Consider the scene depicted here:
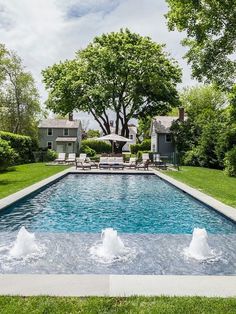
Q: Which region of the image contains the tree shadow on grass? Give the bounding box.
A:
[0,167,17,174]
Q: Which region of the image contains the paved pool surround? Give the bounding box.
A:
[0,167,235,297]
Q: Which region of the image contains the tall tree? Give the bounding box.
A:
[166,0,236,89]
[0,47,41,139]
[42,29,181,152]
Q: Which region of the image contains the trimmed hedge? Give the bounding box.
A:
[81,140,111,154]
[0,131,37,164]
[0,139,18,170]
[130,139,151,154]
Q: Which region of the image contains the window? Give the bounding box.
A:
[165,134,172,143]
[47,128,53,136]
[129,134,133,140]
[47,141,53,149]
[64,128,69,136]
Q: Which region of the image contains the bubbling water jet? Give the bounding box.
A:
[9,226,40,258]
[184,228,212,260]
[90,228,132,263]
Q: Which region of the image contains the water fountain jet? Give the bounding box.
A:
[184,228,212,260]
[9,226,39,258]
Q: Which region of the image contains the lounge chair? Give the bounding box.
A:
[124,157,137,168]
[79,153,87,162]
[99,157,110,169]
[111,157,124,169]
[55,153,66,163]
[66,153,76,164]
[81,157,98,170]
[136,153,150,170]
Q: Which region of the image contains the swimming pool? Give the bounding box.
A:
[0,173,236,275]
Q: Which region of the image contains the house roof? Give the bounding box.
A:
[56,137,77,142]
[152,116,178,133]
[39,119,80,129]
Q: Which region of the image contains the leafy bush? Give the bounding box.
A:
[0,131,37,164]
[183,148,200,166]
[80,144,96,157]
[130,139,151,154]
[81,140,111,154]
[224,147,236,177]
[0,139,18,170]
[45,149,58,161]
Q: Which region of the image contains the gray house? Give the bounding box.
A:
[150,108,184,156]
[38,117,82,154]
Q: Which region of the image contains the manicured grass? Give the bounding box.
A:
[165,166,236,208]
[0,163,70,199]
[0,296,236,314]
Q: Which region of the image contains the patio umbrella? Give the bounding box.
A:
[97,133,132,153]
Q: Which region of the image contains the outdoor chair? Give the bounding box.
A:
[111,157,124,169]
[135,159,149,170]
[66,153,76,164]
[124,157,137,168]
[99,157,110,169]
[55,153,66,164]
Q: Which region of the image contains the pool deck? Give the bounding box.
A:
[0,166,236,297]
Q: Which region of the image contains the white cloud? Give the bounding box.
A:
[0,0,197,128]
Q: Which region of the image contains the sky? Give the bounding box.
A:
[0,0,196,128]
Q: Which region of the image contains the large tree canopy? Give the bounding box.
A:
[42,29,181,151]
[166,0,236,89]
[0,45,41,139]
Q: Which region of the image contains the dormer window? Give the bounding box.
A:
[47,128,53,136]
[64,128,69,136]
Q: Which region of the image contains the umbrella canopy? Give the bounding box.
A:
[97,133,132,142]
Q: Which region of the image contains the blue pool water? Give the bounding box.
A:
[1,174,236,234]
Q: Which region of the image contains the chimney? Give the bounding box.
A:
[68,112,73,121]
[178,107,184,122]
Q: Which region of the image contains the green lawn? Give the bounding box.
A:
[0,296,236,314]
[165,166,236,208]
[0,163,70,199]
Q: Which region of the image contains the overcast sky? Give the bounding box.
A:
[0,0,196,128]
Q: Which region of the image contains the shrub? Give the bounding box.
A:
[224,147,236,177]
[80,144,96,157]
[130,139,151,154]
[0,131,37,164]
[45,149,58,161]
[0,139,18,170]
[183,148,200,166]
[81,140,111,154]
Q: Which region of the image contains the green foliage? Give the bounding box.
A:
[0,47,41,139]
[0,131,37,164]
[0,139,18,170]
[86,129,100,138]
[42,29,181,152]
[81,140,111,154]
[130,139,151,154]
[166,0,236,89]
[80,144,96,157]
[224,147,236,177]
[137,117,152,141]
[171,85,228,168]
[45,149,58,161]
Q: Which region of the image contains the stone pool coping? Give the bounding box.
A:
[0,275,235,297]
[0,167,236,297]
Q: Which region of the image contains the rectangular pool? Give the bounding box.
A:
[0,174,236,275]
